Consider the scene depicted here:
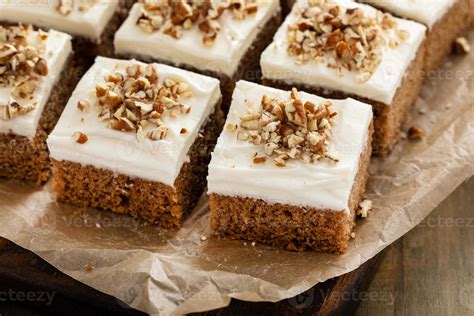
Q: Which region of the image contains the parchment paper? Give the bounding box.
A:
[1,33,472,315]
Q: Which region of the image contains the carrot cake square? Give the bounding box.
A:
[0,0,132,58]
[359,0,471,72]
[208,80,373,254]
[0,25,74,183]
[260,0,426,157]
[47,57,223,228]
[114,0,282,112]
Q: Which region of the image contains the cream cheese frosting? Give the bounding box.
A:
[0,0,118,40]
[114,1,281,77]
[360,0,456,28]
[0,29,72,139]
[207,80,373,212]
[47,57,221,187]
[260,0,426,105]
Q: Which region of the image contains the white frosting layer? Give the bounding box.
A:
[0,30,72,139]
[360,0,456,28]
[47,57,221,187]
[114,1,280,77]
[207,81,373,212]
[261,0,427,104]
[0,0,118,40]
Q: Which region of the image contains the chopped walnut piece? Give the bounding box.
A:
[94,63,193,142]
[72,131,88,144]
[56,0,73,15]
[286,0,407,80]
[407,126,424,140]
[287,242,298,251]
[357,199,372,218]
[84,262,94,272]
[77,100,90,112]
[226,123,237,132]
[137,0,259,46]
[232,88,338,167]
[253,156,266,164]
[34,58,49,76]
[454,37,471,55]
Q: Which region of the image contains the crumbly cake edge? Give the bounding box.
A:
[209,121,373,254]
[0,54,77,184]
[50,99,224,228]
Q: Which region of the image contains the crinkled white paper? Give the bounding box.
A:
[0,33,472,316]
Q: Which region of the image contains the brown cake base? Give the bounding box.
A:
[210,123,373,254]
[424,0,471,72]
[50,105,224,228]
[0,55,77,184]
[117,12,282,113]
[263,41,425,158]
[470,0,474,26]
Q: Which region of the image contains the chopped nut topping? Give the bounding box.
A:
[56,0,98,15]
[84,262,94,272]
[287,0,408,81]
[357,199,372,218]
[137,0,259,46]
[253,156,267,164]
[454,37,471,55]
[93,63,193,142]
[72,131,88,144]
[77,100,90,112]
[0,25,49,120]
[407,126,423,140]
[231,88,338,167]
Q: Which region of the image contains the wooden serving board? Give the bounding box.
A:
[0,237,383,315]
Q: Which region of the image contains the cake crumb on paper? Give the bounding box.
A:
[85,263,94,272]
[358,199,373,218]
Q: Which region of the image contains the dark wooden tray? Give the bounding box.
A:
[0,237,383,315]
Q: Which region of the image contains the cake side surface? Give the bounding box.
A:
[208,81,373,253]
[209,122,373,254]
[52,106,223,228]
[48,57,223,226]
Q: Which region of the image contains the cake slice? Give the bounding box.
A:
[208,80,373,254]
[261,0,426,157]
[359,0,471,71]
[47,57,223,228]
[0,25,74,183]
[0,0,132,59]
[114,0,282,112]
